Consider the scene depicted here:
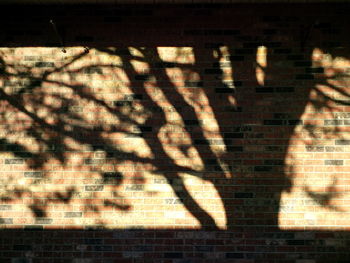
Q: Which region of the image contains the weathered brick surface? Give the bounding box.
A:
[0,3,350,263]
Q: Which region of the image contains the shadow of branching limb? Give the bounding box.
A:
[1,47,219,225]
[102,47,220,229]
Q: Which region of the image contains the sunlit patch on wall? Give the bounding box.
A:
[0,46,228,230]
[280,47,350,230]
[256,45,267,86]
[179,173,227,229]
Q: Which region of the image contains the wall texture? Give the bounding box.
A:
[0,3,350,263]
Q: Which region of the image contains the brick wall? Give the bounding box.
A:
[0,3,350,263]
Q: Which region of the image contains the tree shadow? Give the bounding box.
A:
[0,3,350,262]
